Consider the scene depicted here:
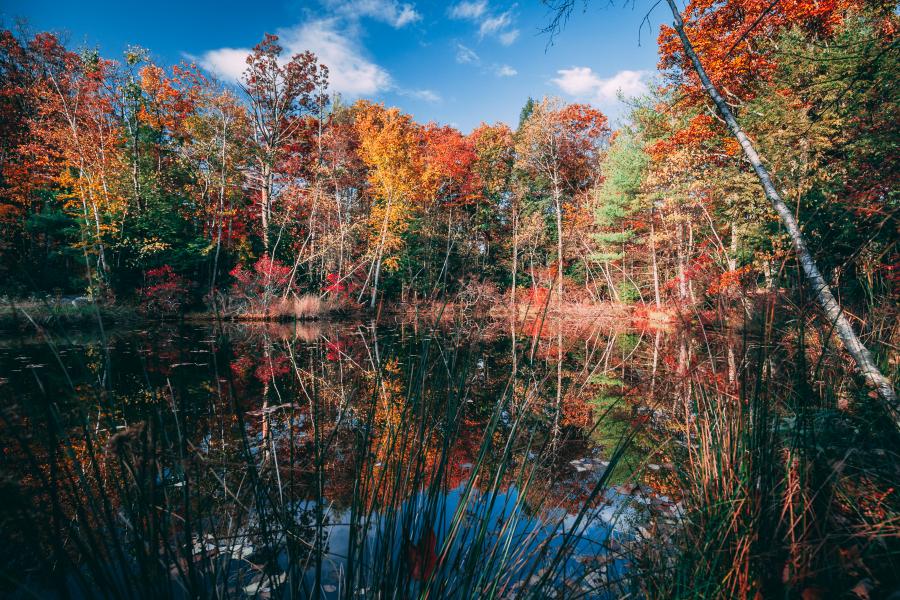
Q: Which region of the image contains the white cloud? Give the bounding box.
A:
[456,43,480,64]
[198,19,391,98]
[196,48,250,82]
[552,66,601,96]
[449,2,519,45]
[281,20,392,96]
[325,0,421,28]
[455,45,516,78]
[552,67,648,104]
[478,10,512,37]
[398,88,442,102]
[498,29,519,45]
[449,1,487,19]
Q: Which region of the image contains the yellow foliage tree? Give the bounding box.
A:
[352,100,424,307]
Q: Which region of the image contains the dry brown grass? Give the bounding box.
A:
[291,294,329,319]
[232,294,338,321]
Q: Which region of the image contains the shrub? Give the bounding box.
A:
[525,285,551,307]
[140,265,189,316]
[229,254,296,313]
[323,272,351,299]
[456,279,501,311]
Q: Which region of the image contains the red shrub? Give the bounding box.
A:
[524,286,551,307]
[140,265,189,316]
[323,272,351,298]
[229,254,297,309]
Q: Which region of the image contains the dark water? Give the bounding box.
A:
[0,318,680,598]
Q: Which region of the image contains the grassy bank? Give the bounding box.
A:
[0,293,361,331]
[0,300,141,332]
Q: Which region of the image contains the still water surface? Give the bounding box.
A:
[0,319,682,598]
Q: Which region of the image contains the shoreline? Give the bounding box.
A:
[0,298,679,332]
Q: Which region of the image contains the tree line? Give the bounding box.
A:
[0,0,896,327]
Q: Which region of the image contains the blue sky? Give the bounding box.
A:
[4,0,669,131]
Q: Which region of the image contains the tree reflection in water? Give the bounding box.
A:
[0,317,687,598]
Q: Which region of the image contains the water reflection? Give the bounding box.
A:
[0,317,684,598]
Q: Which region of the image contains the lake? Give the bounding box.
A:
[0,316,694,598]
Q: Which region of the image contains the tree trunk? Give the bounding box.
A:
[260,162,272,252]
[663,0,897,410]
[553,181,564,310]
[260,187,270,253]
[369,196,394,310]
[336,187,345,282]
[210,111,228,306]
[676,220,688,301]
[602,261,619,301]
[687,222,697,302]
[511,200,519,307]
[435,208,453,297]
[370,256,382,310]
[728,221,739,272]
[650,210,661,308]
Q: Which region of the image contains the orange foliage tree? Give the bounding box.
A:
[353,101,425,307]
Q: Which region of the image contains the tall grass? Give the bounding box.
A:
[230,294,342,321]
[633,295,900,599]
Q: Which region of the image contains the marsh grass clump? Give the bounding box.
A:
[633,306,900,599]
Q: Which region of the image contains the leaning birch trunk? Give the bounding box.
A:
[663,0,897,411]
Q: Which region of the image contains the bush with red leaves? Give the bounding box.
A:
[140,265,190,316]
[229,254,297,308]
[322,272,358,301]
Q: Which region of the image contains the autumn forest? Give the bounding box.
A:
[0,0,898,597]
